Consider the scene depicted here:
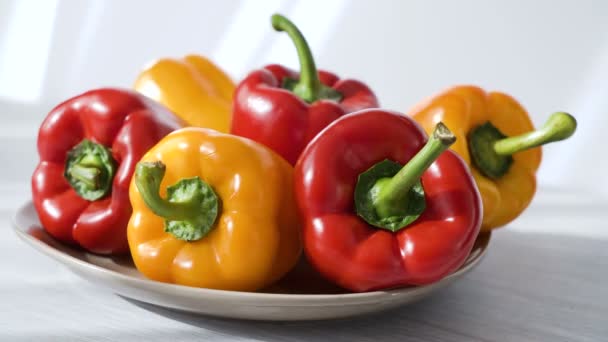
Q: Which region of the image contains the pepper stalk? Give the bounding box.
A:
[271,14,342,103]
[355,123,456,232]
[469,112,577,179]
[64,139,117,201]
[135,161,219,241]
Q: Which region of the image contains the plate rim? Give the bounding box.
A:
[12,200,490,305]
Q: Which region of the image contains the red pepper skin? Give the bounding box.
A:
[294,109,482,292]
[31,88,183,254]
[230,64,379,165]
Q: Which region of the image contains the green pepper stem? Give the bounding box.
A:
[271,13,321,103]
[68,164,101,188]
[135,162,200,222]
[493,112,577,156]
[373,123,456,218]
[64,139,116,201]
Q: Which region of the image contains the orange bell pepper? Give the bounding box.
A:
[127,128,301,291]
[409,86,576,231]
[134,55,234,132]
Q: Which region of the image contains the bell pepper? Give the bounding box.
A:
[127,128,301,291]
[294,109,482,292]
[134,55,235,132]
[409,86,577,231]
[31,88,183,254]
[230,14,378,165]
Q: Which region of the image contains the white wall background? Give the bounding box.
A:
[0,0,606,221]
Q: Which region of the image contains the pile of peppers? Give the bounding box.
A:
[31,14,577,293]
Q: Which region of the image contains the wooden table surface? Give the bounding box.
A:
[1,188,607,341]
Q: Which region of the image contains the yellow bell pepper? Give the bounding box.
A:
[134,55,234,132]
[127,128,301,291]
[409,86,576,231]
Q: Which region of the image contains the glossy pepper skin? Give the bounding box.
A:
[231,15,378,165]
[409,86,576,231]
[295,109,482,292]
[31,88,183,254]
[134,55,235,132]
[127,128,301,291]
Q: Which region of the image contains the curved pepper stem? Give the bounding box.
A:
[135,161,219,241]
[493,112,577,155]
[373,123,456,218]
[271,14,341,103]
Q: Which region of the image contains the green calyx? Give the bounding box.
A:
[468,123,513,179]
[355,123,456,232]
[282,77,342,103]
[134,161,219,242]
[64,139,117,201]
[469,112,577,179]
[355,160,426,231]
[271,13,343,103]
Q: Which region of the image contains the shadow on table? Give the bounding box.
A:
[119,232,608,341]
[118,235,494,341]
[121,288,465,342]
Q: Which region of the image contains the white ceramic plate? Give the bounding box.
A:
[12,200,490,321]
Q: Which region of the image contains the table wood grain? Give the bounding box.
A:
[1,198,607,341]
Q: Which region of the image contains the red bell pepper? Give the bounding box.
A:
[31,88,183,254]
[294,109,482,292]
[231,14,378,165]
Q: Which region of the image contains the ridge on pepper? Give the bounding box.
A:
[134,55,235,132]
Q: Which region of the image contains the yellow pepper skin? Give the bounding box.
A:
[134,55,234,132]
[409,86,576,231]
[127,128,301,291]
